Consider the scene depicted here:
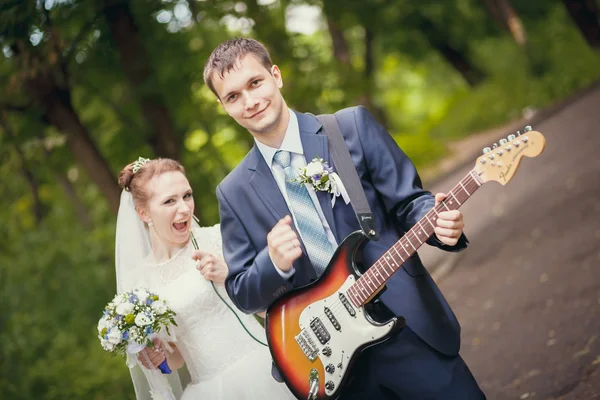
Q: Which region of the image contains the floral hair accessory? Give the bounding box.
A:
[132,157,151,174]
[295,157,351,207]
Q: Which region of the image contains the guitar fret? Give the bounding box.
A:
[371,269,383,285]
[391,246,404,262]
[406,236,417,251]
[381,257,393,275]
[459,181,470,196]
[364,273,376,292]
[387,253,400,270]
[425,214,436,229]
[449,191,461,206]
[379,262,391,278]
[401,241,412,256]
[369,271,381,288]
[470,170,482,186]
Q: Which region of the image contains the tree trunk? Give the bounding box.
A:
[359,28,388,128]
[326,17,351,65]
[484,0,528,46]
[44,148,92,229]
[419,17,485,87]
[563,0,600,49]
[23,70,121,214]
[103,0,180,159]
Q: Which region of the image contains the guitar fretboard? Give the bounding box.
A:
[346,170,482,307]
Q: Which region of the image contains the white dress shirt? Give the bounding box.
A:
[255,109,338,278]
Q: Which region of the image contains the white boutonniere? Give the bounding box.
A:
[295,157,351,207]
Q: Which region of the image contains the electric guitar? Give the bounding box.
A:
[265,127,546,399]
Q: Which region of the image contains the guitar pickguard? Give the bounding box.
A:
[296,275,396,398]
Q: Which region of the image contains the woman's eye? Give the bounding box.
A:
[184,193,192,199]
[228,94,237,102]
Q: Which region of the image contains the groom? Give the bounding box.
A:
[205,38,485,399]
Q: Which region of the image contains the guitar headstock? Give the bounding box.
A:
[474,126,546,185]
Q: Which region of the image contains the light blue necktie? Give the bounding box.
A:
[273,150,334,276]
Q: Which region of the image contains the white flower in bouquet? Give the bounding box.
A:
[304,160,324,177]
[107,327,123,345]
[101,339,115,352]
[116,301,135,316]
[97,288,177,360]
[151,300,168,315]
[97,316,111,334]
[134,288,150,303]
[113,293,126,306]
[135,312,155,327]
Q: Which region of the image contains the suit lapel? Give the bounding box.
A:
[248,146,291,221]
[297,112,340,243]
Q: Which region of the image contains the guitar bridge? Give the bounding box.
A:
[295,329,319,362]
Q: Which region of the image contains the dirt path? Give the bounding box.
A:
[419,86,600,399]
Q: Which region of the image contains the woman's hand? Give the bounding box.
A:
[137,339,166,369]
[192,250,229,283]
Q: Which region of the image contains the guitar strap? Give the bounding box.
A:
[316,114,379,241]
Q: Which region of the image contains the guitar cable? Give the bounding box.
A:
[189,222,268,347]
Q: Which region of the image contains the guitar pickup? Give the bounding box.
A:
[324,307,341,331]
[310,317,331,345]
[339,292,356,317]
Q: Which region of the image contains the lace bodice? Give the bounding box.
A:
[135,225,267,384]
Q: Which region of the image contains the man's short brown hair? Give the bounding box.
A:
[203,38,274,98]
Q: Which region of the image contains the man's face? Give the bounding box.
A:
[211,54,286,139]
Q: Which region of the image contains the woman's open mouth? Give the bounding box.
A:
[173,219,189,232]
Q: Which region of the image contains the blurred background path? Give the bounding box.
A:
[420,82,600,400]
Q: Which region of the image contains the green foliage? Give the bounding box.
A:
[430,4,600,141]
[1,0,599,398]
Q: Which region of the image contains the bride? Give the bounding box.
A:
[115,157,294,399]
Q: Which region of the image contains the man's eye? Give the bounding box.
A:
[252,80,260,86]
[228,94,237,102]
[164,199,174,204]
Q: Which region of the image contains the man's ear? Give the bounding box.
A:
[271,65,283,89]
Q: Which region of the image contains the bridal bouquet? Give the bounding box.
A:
[97,288,177,362]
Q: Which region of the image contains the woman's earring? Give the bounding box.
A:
[148,220,154,227]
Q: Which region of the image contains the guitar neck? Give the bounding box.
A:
[347,170,483,307]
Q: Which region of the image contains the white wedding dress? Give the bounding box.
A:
[134,225,295,399]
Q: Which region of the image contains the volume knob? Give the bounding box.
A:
[325,381,335,391]
[322,347,332,356]
[325,364,335,373]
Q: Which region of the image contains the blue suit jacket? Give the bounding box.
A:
[217,106,467,356]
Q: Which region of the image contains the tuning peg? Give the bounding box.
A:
[516,130,521,136]
[524,126,532,132]
[483,147,491,154]
[507,134,516,141]
[499,138,508,145]
[492,143,498,149]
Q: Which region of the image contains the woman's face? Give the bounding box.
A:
[138,171,194,247]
